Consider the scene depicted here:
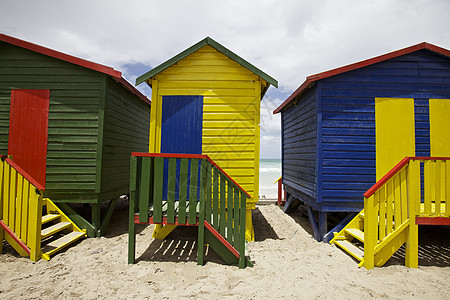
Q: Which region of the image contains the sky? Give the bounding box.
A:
[1,0,449,159]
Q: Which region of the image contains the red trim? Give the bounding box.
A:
[0,220,31,255]
[132,152,252,198]
[364,157,450,198]
[416,217,450,225]
[2,156,45,190]
[274,42,450,114]
[204,221,239,258]
[0,34,150,106]
[134,215,199,226]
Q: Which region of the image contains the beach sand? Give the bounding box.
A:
[1,200,449,299]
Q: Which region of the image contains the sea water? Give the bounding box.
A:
[259,159,281,199]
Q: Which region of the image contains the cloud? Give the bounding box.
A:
[1,0,449,158]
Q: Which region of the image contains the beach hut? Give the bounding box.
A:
[0,34,151,238]
[135,37,277,240]
[274,42,450,242]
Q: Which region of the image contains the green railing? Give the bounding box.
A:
[128,152,251,268]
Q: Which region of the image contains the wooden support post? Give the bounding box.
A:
[92,203,101,237]
[405,160,419,268]
[99,198,118,236]
[319,212,327,242]
[128,156,137,264]
[364,195,376,269]
[197,159,206,266]
[239,191,246,269]
[306,205,321,241]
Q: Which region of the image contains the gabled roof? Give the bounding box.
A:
[0,33,150,105]
[274,42,450,114]
[135,37,278,89]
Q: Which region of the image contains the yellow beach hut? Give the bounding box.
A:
[135,37,277,240]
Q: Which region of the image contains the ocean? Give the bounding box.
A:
[259,159,281,199]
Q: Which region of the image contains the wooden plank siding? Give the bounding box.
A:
[0,41,150,203]
[0,42,101,201]
[281,87,317,202]
[282,49,450,212]
[100,77,150,200]
[149,45,263,200]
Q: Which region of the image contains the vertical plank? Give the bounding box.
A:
[0,159,3,221]
[153,157,164,223]
[15,175,23,240]
[3,164,9,226]
[363,195,376,269]
[405,159,419,268]
[446,161,450,216]
[21,180,30,244]
[424,161,432,216]
[212,167,219,229]
[233,187,239,247]
[9,168,16,232]
[400,168,408,222]
[205,163,212,223]
[178,158,188,224]
[139,157,151,222]
[226,182,233,243]
[167,158,176,223]
[386,180,394,234]
[239,191,246,269]
[393,175,402,230]
[197,159,207,265]
[188,159,199,225]
[378,187,386,241]
[128,156,137,264]
[28,188,42,262]
[219,174,226,237]
[435,160,442,216]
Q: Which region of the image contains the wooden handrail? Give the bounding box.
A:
[1,156,45,191]
[132,152,251,198]
[363,156,450,198]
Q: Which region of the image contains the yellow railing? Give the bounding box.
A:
[0,156,44,261]
[363,157,450,269]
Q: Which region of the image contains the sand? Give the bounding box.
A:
[1,200,449,299]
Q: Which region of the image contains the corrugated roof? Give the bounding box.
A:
[273,42,450,114]
[135,37,278,88]
[0,33,150,105]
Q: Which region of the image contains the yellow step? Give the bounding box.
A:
[334,240,364,261]
[345,228,365,243]
[41,222,71,239]
[42,214,60,225]
[41,231,86,261]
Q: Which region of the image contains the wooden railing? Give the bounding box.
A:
[0,156,44,261]
[129,152,251,268]
[363,157,450,269]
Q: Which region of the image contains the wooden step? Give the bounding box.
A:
[41,222,71,239]
[345,228,365,243]
[334,240,364,261]
[42,214,60,225]
[41,231,86,261]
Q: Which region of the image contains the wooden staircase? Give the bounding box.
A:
[40,198,86,260]
[331,157,450,269]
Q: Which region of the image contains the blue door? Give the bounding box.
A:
[161,95,203,200]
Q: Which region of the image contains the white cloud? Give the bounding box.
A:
[1,0,449,158]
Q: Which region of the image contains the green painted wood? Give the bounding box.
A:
[128,157,137,264]
[167,158,176,223]
[99,197,117,236]
[212,167,219,229]
[153,157,164,223]
[205,163,212,223]
[226,183,233,244]
[204,227,239,266]
[139,157,151,222]
[57,203,96,237]
[219,174,226,237]
[239,191,247,269]
[197,159,207,266]
[92,203,101,237]
[188,159,199,225]
[233,188,239,247]
[178,158,188,224]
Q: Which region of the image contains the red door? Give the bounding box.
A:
[8,89,50,187]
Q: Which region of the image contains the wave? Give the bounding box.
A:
[260,167,281,173]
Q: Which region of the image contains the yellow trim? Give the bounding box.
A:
[149,79,159,153]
